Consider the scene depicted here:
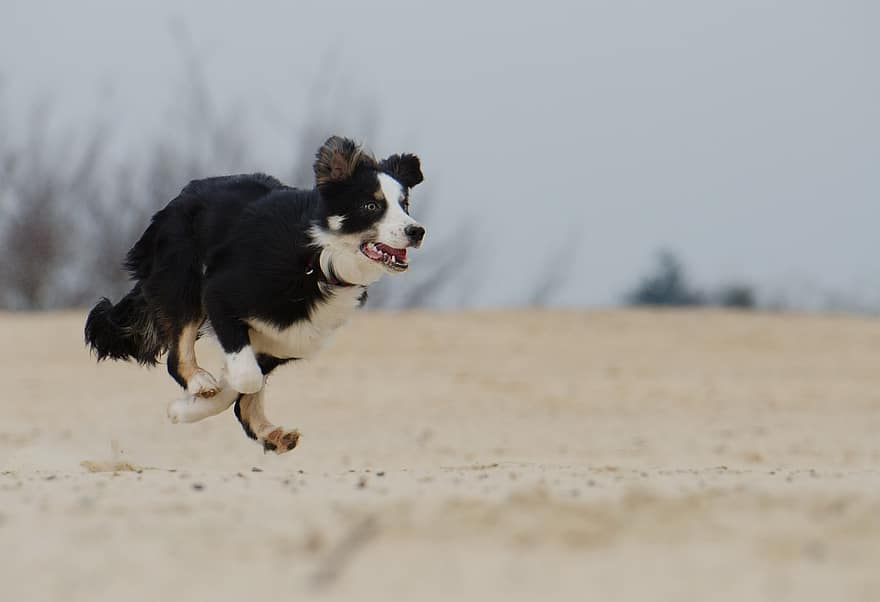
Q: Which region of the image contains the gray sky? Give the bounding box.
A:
[2,0,878,308]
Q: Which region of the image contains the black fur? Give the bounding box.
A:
[380,154,423,189]
[84,136,424,393]
[256,354,293,375]
[232,396,256,440]
[84,284,163,365]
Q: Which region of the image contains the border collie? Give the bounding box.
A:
[84,136,424,453]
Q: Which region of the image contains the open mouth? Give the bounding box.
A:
[361,242,408,271]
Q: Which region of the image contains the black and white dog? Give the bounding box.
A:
[85,136,424,452]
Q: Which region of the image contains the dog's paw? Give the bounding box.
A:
[167,396,197,424]
[262,428,301,454]
[168,387,238,424]
[226,349,264,394]
[187,368,220,398]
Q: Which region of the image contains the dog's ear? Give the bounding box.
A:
[380,153,424,189]
[314,136,376,191]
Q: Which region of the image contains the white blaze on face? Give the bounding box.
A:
[376,173,421,248]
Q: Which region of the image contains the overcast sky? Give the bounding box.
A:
[2,0,878,308]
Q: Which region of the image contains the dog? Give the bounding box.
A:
[84,136,424,452]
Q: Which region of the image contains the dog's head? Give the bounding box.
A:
[312,136,425,285]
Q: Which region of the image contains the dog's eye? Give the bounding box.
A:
[364,202,380,212]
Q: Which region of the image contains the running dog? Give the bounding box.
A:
[85,136,424,452]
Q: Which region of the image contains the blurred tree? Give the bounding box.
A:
[625,249,705,306]
[715,284,756,309]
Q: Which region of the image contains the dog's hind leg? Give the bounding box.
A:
[234,386,300,454]
[167,321,220,398]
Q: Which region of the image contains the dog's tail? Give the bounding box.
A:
[84,283,165,365]
[123,211,163,281]
[85,208,169,365]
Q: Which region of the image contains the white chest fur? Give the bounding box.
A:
[247,287,365,359]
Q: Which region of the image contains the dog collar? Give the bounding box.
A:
[305,252,357,288]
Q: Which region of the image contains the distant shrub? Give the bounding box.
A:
[625,250,757,310]
[714,284,756,309]
[625,250,705,306]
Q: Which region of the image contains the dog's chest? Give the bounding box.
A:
[247,287,365,359]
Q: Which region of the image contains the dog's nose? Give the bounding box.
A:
[405,224,425,243]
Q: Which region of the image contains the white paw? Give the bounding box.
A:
[186,368,220,397]
[167,387,238,424]
[225,348,264,394]
[167,396,197,424]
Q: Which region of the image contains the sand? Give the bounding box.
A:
[1,308,879,601]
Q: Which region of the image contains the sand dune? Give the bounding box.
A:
[1,309,879,601]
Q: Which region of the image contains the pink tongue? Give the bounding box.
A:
[378,244,406,260]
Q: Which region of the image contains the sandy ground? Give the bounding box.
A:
[1,308,880,601]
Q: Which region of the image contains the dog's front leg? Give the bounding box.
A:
[234,387,300,453]
[224,345,264,394]
[204,293,264,394]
